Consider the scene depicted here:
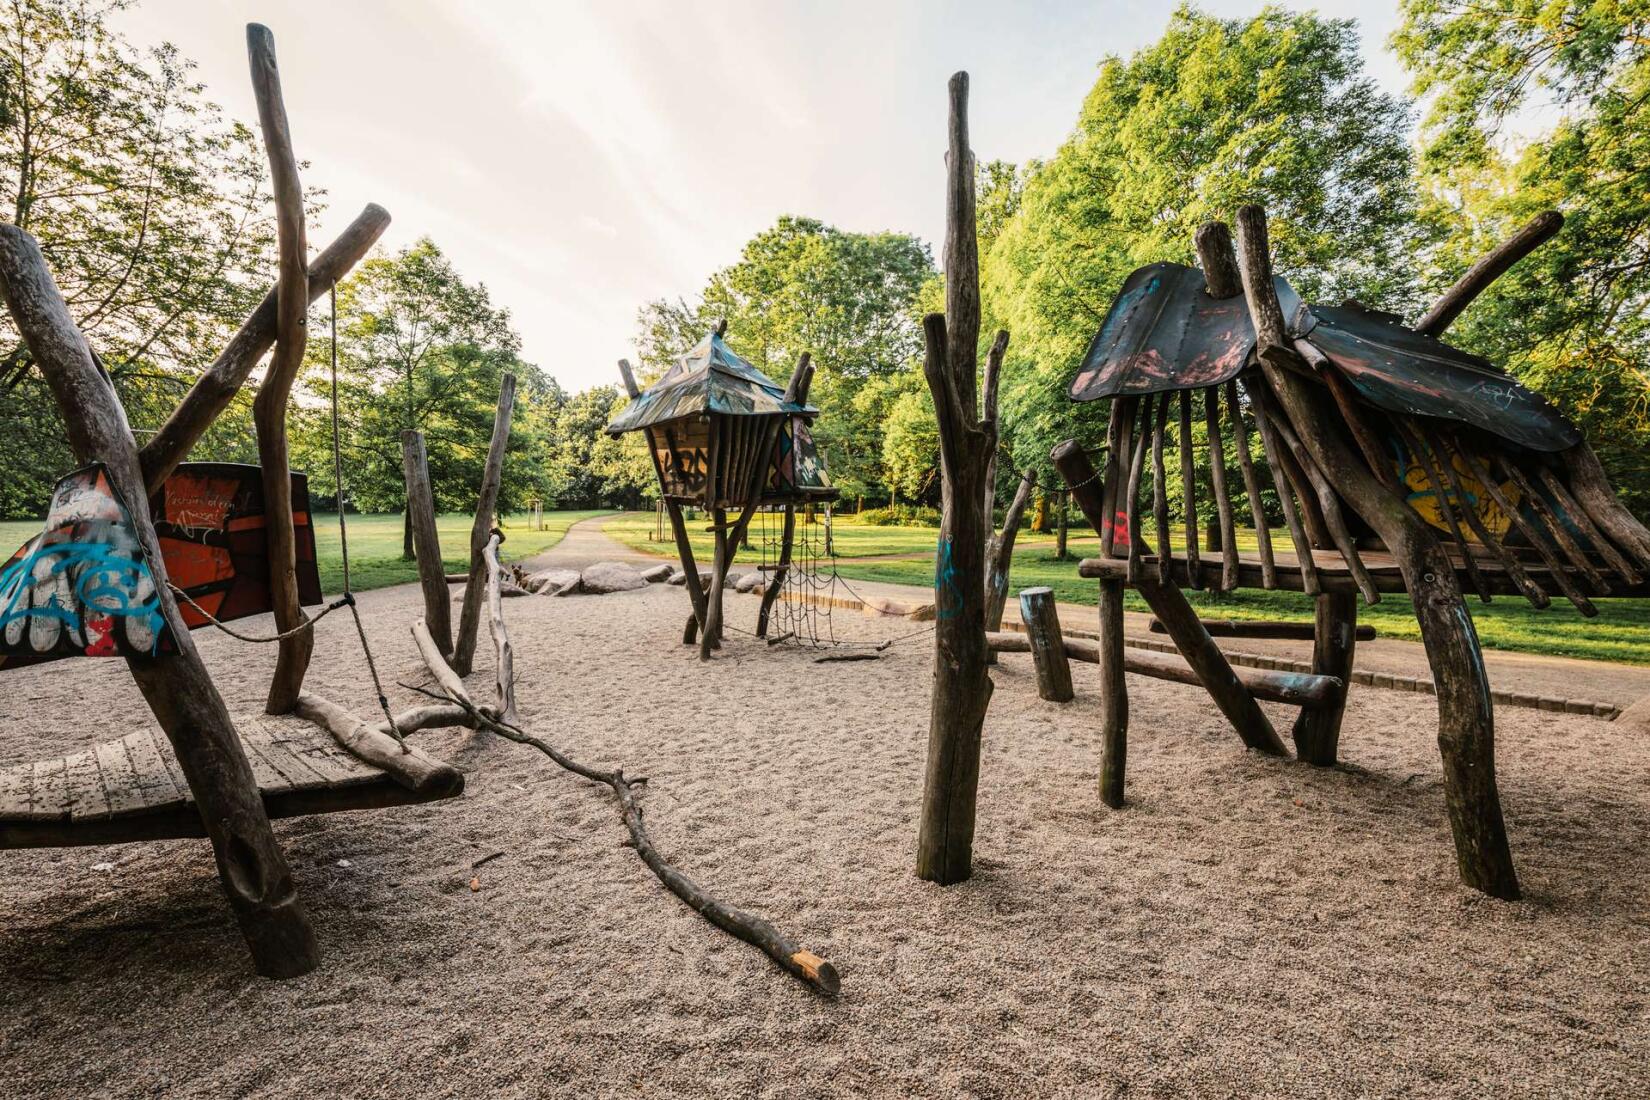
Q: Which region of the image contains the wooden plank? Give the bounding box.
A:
[151,729,194,808]
[232,725,298,794]
[120,730,185,811]
[30,756,70,820]
[95,739,149,817]
[61,748,112,822]
[0,759,37,821]
[254,727,335,790]
[239,724,322,794]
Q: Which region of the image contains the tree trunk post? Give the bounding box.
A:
[0,224,319,978]
[452,373,516,676]
[1232,205,1519,898]
[1019,587,1073,703]
[757,504,796,637]
[401,429,451,656]
[1292,592,1357,765]
[914,72,1000,887]
[700,508,729,659]
[984,468,1035,663]
[247,24,312,715]
[1097,578,1128,808]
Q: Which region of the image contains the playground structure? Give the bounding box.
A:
[1046,207,1650,899]
[606,323,837,658]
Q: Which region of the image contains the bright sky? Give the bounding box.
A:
[114,1,1407,393]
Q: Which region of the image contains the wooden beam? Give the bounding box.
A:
[1291,593,1358,764]
[1148,617,1376,641]
[1097,577,1128,808]
[0,223,319,977]
[1225,380,1276,588]
[293,694,462,797]
[401,430,452,656]
[452,373,517,675]
[138,204,390,493]
[247,23,312,715]
[1415,212,1562,337]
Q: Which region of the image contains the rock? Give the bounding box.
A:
[580,561,649,595]
[723,572,744,590]
[1615,693,1650,733]
[666,570,687,586]
[525,568,581,596]
[734,572,763,594]
[640,563,673,583]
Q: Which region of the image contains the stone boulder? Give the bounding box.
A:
[525,568,582,596]
[639,563,674,583]
[734,571,764,594]
[580,561,649,595]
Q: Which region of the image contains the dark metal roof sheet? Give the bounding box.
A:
[1296,302,1581,452]
[1068,262,1302,401]
[606,332,813,435]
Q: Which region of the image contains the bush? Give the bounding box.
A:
[855,505,942,527]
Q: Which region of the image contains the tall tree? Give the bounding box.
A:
[1396,0,1650,511]
[0,0,280,517]
[986,4,1425,477]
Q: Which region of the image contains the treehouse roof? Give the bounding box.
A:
[1069,261,1582,452]
[606,332,813,436]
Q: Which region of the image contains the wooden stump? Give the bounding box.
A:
[1291,592,1357,765]
[1019,587,1073,703]
[1097,578,1128,808]
[401,430,452,657]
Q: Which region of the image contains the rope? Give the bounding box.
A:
[170,585,347,642]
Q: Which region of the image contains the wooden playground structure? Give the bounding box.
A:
[607,323,837,658]
[914,72,1650,902]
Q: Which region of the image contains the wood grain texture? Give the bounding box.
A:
[453,373,517,674]
[402,430,453,655]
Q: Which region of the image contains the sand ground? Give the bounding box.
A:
[2,541,1648,1098]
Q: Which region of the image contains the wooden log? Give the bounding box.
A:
[1178,389,1201,586]
[1536,463,1643,586]
[1097,577,1127,807]
[980,331,1008,526]
[700,507,730,659]
[1415,211,1563,337]
[1498,457,1610,594]
[1151,392,1172,584]
[412,618,473,708]
[1125,394,1152,583]
[406,640,838,996]
[1391,417,1492,603]
[1148,617,1376,641]
[1194,221,1243,299]
[985,469,1035,636]
[1234,204,1520,899]
[915,72,998,887]
[1417,421,1548,608]
[1314,353,1403,493]
[1245,377,1321,595]
[1202,387,1240,591]
[292,694,462,798]
[1559,442,1650,573]
[1446,434,1595,615]
[1099,397,1133,556]
[1019,587,1073,703]
[481,534,519,723]
[247,23,312,715]
[1291,592,1358,765]
[1225,380,1276,588]
[401,430,453,655]
[1257,385,1380,604]
[452,373,517,674]
[139,204,390,493]
[1053,439,1287,755]
[756,504,796,637]
[0,223,320,977]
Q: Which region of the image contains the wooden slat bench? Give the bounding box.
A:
[0,711,464,849]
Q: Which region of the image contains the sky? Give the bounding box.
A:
[113,1,1408,393]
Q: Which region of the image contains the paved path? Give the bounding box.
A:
[535,516,1650,710]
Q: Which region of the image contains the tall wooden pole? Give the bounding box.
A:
[0,225,319,977]
[401,429,451,656]
[247,24,312,714]
[915,72,999,886]
[452,373,516,675]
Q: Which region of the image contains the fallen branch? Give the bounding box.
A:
[405,621,840,997]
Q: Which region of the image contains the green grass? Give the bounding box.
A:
[0,510,613,597]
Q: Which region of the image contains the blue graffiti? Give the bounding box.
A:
[0,536,164,655]
[934,536,962,620]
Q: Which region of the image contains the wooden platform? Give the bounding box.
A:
[1078,550,1650,599]
[0,712,464,848]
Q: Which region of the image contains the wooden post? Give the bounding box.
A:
[452,373,516,675]
[1414,212,1563,337]
[914,73,999,886]
[1292,592,1357,765]
[1233,204,1519,899]
[757,503,796,637]
[984,467,1034,645]
[1097,577,1128,807]
[0,224,319,978]
[247,24,312,715]
[619,359,709,633]
[481,534,518,724]
[1054,438,1287,756]
[401,430,451,656]
[1019,587,1073,703]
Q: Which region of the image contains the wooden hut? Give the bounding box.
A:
[1052,206,1650,901]
[609,326,835,658]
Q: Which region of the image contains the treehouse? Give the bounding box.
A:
[1053,207,1650,902]
[608,325,834,658]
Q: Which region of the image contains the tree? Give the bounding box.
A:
[1395,0,1650,511]
[1,0,280,517]
[986,4,1425,479]
[634,215,934,503]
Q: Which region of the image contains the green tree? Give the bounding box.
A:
[1395,0,1650,510]
[0,0,280,517]
[986,4,1425,478]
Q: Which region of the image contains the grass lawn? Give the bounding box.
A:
[0,510,613,597]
